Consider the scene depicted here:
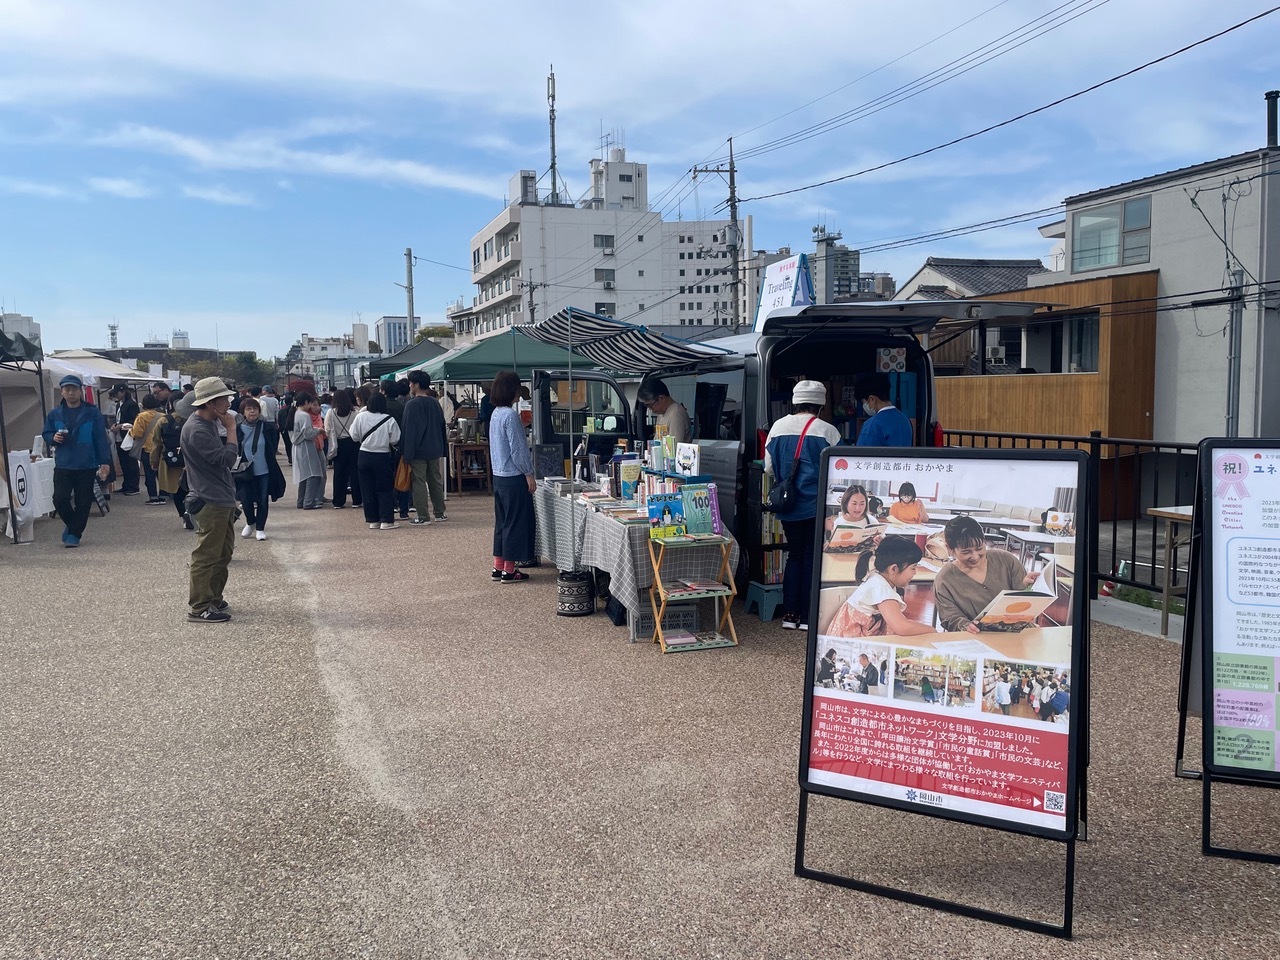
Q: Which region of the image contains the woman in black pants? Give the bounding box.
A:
[351,392,401,530]
[324,388,361,509]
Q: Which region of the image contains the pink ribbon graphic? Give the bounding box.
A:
[1214,454,1251,499]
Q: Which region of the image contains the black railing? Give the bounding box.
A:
[943,429,1199,600]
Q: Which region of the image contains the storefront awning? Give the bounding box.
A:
[519,308,729,376]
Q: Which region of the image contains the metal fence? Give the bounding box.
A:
[943,429,1199,598]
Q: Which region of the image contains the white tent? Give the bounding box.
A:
[45,350,155,385]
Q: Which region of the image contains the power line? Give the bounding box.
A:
[741,7,1280,203]
[726,0,1111,164]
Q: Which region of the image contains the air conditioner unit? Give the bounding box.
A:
[985,346,1006,361]
[602,280,615,289]
[603,247,615,257]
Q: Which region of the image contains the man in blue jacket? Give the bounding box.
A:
[855,373,913,447]
[41,374,112,547]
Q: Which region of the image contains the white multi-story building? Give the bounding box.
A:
[0,312,41,343]
[373,316,418,355]
[468,148,753,339]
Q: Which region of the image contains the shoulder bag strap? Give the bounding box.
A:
[791,416,818,462]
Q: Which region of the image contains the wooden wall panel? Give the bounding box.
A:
[932,271,1158,440]
[937,373,1105,436]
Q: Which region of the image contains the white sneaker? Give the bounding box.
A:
[368,522,379,529]
[380,522,400,530]
[240,523,252,538]
[255,530,267,541]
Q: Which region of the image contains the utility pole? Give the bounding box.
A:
[1226,267,1244,437]
[405,248,415,343]
[692,138,741,330]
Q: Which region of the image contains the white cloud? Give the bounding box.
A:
[87,176,152,199]
[96,122,500,197]
[181,184,254,206]
[0,176,77,199]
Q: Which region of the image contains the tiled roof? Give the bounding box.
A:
[923,257,1048,295]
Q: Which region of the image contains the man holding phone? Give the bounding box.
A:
[41,374,113,548]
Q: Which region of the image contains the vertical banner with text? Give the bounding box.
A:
[1202,441,1280,781]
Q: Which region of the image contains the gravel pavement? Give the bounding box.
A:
[1,483,1277,958]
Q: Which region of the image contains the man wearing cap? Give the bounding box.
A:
[637,378,690,444]
[764,380,841,630]
[108,385,141,496]
[41,375,113,547]
[854,373,913,447]
[181,377,241,623]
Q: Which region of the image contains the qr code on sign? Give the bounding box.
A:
[1044,791,1066,813]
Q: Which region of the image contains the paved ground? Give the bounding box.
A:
[1,481,1277,958]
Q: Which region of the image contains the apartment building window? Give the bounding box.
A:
[638,269,644,277]
[1072,195,1151,272]
[472,249,481,269]
[679,303,686,310]
[712,233,718,242]
[638,303,645,311]
[680,286,686,294]
[593,234,615,248]
[594,302,616,317]
[696,302,703,310]
[679,269,685,277]
[594,268,616,282]
[618,173,633,182]
[483,238,494,259]
[679,252,685,260]
[637,234,644,242]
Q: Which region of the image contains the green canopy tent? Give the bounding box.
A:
[368,337,449,380]
[418,329,580,383]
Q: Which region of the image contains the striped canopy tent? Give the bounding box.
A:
[518,307,729,375]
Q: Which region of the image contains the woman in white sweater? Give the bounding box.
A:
[350,392,402,530]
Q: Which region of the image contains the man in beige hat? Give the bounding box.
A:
[181,377,241,623]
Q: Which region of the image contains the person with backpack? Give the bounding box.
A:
[40,374,112,547]
[1049,682,1070,722]
[147,396,193,529]
[763,381,841,631]
[130,393,166,504]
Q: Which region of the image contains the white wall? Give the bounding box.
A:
[1029,150,1277,443]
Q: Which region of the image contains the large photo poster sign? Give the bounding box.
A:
[1202,441,1280,782]
[800,448,1086,839]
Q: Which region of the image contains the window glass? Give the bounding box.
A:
[1072,195,1150,272]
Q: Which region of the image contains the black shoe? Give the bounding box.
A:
[409,518,430,525]
[145,497,167,505]
[500,570,530,584]
[183,515,195,531]
[122,490,140,496]
[491,568,503,582]
[782,613,800,630]
[187,607,230,623]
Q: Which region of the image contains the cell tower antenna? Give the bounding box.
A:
[547,66,559,205]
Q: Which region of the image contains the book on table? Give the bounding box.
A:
[679,578,727,592]
[681,482,721,535]
[674,442,700,476]
[661,630,698,646]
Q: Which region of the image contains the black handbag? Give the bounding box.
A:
[763,416,817,514]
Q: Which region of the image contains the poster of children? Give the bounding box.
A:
[803,448,1086,837]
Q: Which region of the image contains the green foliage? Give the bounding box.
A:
[164,350,276,390]
[413,326,454,343]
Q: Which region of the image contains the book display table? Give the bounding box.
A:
[532,491,741,626]
[647,534,738,653]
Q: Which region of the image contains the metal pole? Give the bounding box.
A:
[1225,268,1244,438]
[728,137,741,331]
[405,248,415,346]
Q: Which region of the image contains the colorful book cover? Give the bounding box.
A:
[661,435,678,472]
[647,492,687,539]
[681,483,716,535]
[662,630,698,645]
[618,459,643,500]
[675,442,700,476]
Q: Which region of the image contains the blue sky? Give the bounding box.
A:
[1,0,1275,359]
